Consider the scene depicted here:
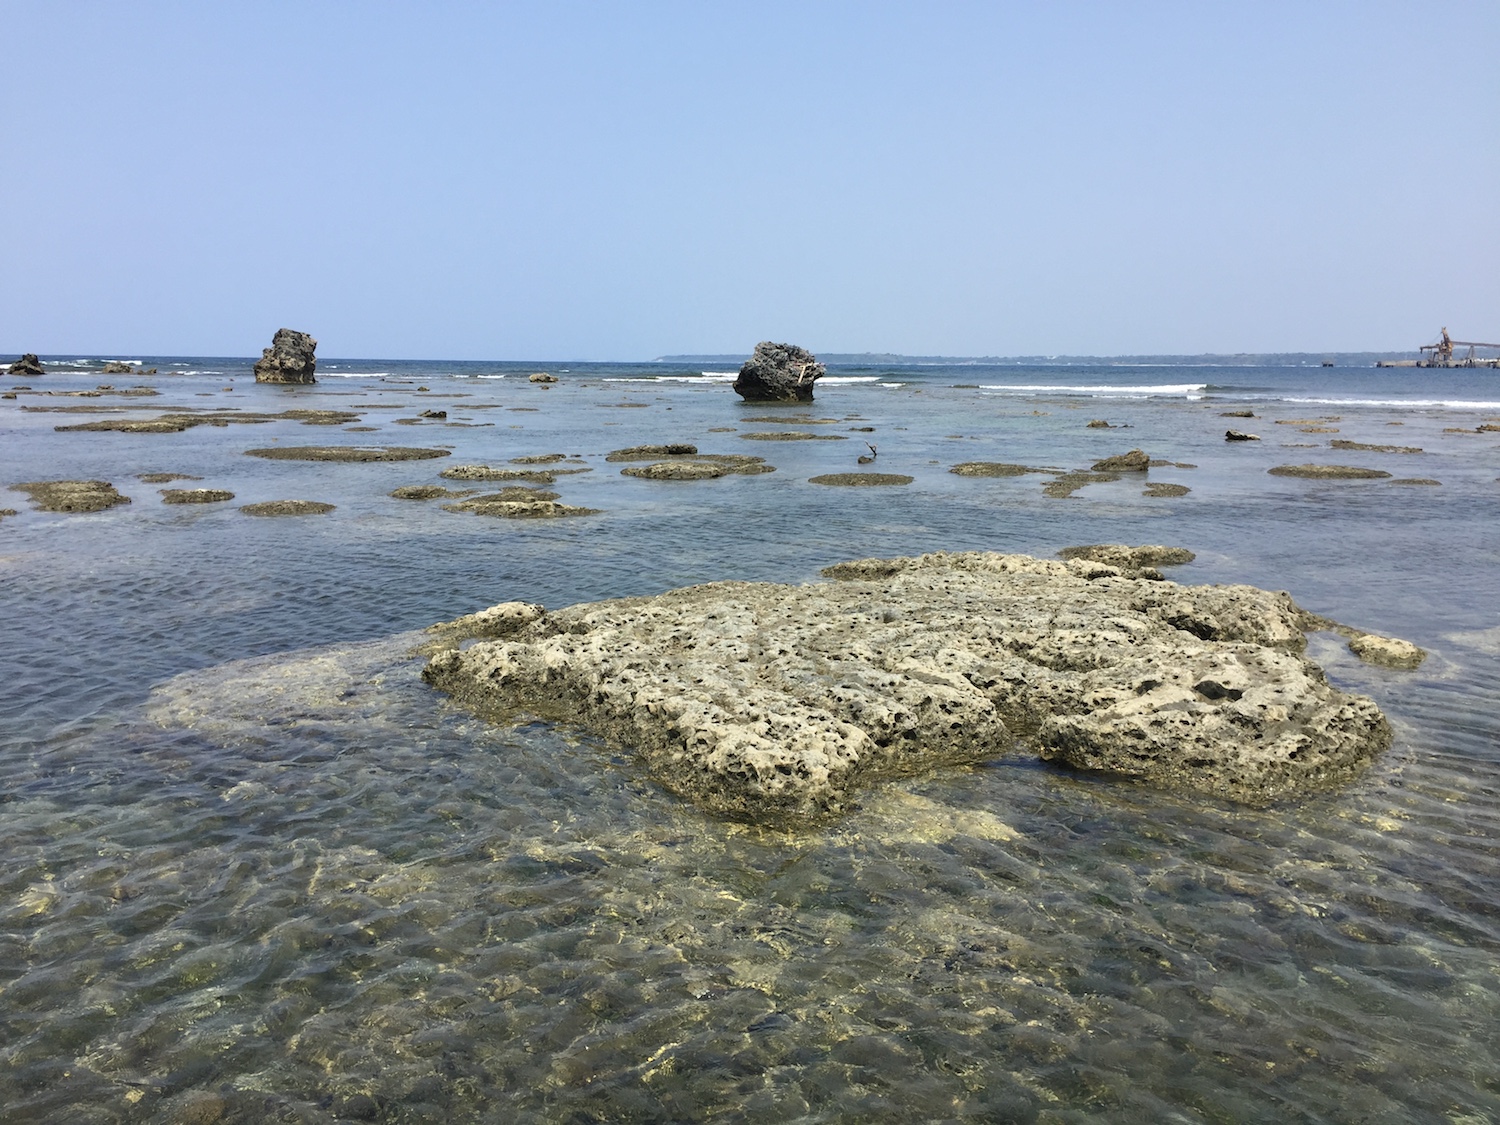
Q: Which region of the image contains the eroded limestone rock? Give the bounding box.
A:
[733,342,825,403]
[11,479,130,513]
[424,551,1392,823]
[253,328,317,384]
[6,354,45,376]
[1091,449,1150,472]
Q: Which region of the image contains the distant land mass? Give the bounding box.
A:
[655,351,1421,367]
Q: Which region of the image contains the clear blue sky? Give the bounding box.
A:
[3,2,1497,360]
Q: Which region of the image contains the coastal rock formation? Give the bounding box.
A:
[252,328,318,385]
[245,445,450,462]
[1348,633,1425,670]
[1058,544,1195,569]
[604,444,700,461]
[622,461,729,481]
[950,462,1046,478]
[161,488,235,504]
[423,551,1392,823]
[1091,449,1150,472]
[732,342,825,403]
[528,372,558,384]
[7,354,45,376]
[442,496,599,519]
[10,479,130,513]
[240,500,335,516]
[741,431,847,442]
[1331,439,1422,454]
[1225,430,1260,442]
[1269,464,1391,480]
[808,472,913,486]
[100,361,135,374]
[390,485,478,500]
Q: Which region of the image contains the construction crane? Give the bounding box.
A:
[1420,327,1500,367]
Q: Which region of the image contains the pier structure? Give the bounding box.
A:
[1377,327,1500,368]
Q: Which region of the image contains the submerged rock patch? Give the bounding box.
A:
[1058,544,1195,569]
[424,551,1394,823]
[949,462,1047,478]
[241,500,335,516]
[1144,482,1192,498]
[442,497,599,519]
[161,488,235,504]
[808,473,914,487]
[245,445,449,462]
[1269,464,1392,480]
[741,431,848,442]
[138,472,202,483]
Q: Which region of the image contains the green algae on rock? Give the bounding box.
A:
[424,551,1394,823]
[10,479,131,513]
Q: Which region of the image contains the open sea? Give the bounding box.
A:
[2,355,1498,1123]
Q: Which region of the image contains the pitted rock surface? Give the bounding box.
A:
[424,551,1391,823]
[253,328,318,384]
[732,342,826,402]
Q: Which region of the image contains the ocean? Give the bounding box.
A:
[2,355,1497,1122]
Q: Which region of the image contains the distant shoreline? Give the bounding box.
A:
[656,351,1423,367]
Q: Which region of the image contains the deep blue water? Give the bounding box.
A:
[2,355,1498,1122]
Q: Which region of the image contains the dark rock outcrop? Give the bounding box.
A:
[733,342,825,402]
[1225,430,1261,442]
[7,354,45,376]
[252,329,317,385]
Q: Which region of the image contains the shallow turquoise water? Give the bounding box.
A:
[2,357,1498,1122]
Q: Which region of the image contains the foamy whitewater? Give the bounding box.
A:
[2,355,1498,1122]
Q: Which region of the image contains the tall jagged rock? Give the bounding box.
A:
[6,354,45,376]
[253,329,317,385]
[732,341,824,402]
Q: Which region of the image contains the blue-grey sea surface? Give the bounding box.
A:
[2,356,1498,1122]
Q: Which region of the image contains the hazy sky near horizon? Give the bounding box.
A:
[4,2,1497,360]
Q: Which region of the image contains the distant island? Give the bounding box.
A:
[655,351,1421,367]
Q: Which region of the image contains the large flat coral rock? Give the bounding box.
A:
[423,552,1390,823]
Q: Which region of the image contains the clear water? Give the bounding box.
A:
[2,357,1498,1123]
